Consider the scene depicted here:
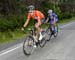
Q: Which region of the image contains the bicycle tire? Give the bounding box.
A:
[23,36,35,56]
[54,25,58,37]
[39,38,46,48]
[39,31,46,48]
[46,27,52,41]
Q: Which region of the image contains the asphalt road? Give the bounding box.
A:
[0,21,75,60]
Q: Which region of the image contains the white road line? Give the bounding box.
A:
[60,22,74,28]
[0,43,22,56]
[0,21,74,57]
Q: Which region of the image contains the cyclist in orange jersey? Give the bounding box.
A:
[21,5,45,47]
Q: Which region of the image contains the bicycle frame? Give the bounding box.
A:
[49,24,58,37]
[30,27,39,42]
[30,28,36,36]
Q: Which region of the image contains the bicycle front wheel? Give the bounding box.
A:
[46,27,52,41]
[23,36,35,56]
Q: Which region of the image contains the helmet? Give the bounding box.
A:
[47,9,53,14]
[28,5,35,10]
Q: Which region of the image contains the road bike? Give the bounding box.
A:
[46,24,58,41]
[23,23,58,56]
[23,27,49,56]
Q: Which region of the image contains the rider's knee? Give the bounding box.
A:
[35,25,39,29]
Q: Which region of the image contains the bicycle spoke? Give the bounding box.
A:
[23,36,35,56]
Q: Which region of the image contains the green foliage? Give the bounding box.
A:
[40,1,54,16]
[0,16,24,31]
[0,0,75,32]
[59,12,72,20]
[54,6,61,16]
[0,29,24,44]
[0,16,19,31]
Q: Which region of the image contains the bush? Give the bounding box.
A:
[40,1,55,16]
[40,1,61,20]
[59,12,72,20]
[0,16,19,31]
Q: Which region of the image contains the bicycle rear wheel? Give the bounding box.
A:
[54,25,58,37]
[23,36,35,56]
[39,31,46,48]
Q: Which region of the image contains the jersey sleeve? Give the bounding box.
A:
[36,11,41,20]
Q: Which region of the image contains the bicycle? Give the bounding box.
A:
[46,24,58,41]
[23,27,48,56]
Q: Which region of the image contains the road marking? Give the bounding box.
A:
[60,22,74,28]
[0,43,22,56]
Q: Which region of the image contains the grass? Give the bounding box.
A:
[58,17,75,25]
[0,29,25,44]
[0,17,75,44]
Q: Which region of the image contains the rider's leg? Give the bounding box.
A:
[33,22,42,48]
[54,21,57,32]
[35,21,43,41]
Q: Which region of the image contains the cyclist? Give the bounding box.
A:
[46,9,58,35]
[21,5,45,47]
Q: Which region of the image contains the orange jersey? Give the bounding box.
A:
[27,10,45,20]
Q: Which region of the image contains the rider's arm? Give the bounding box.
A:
[21,18,30,31]
[23,19,30,28]
[23,13,31,28]
[46,17,49,23]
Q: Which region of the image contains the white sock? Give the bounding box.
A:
[40,32,42,36]
[39,32,43,40]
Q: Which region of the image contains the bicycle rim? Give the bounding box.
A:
[23,36,35,56]
[39,38,46,48]
[46,28,52,41]
[54,31,58,37]
[54,26,58,37]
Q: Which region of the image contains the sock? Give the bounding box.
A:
[40,32,42,36]
[39,32,43,40]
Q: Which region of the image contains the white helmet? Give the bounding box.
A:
[47,9,53,14]
[28,5,35,10]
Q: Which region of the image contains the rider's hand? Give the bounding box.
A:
[21,27,25,31]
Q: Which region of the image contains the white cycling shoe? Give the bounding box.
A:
[39,33,43,41]
[33,45,37,48]
[33,42,37,48]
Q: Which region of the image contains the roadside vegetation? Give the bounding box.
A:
[0,0,75,44]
